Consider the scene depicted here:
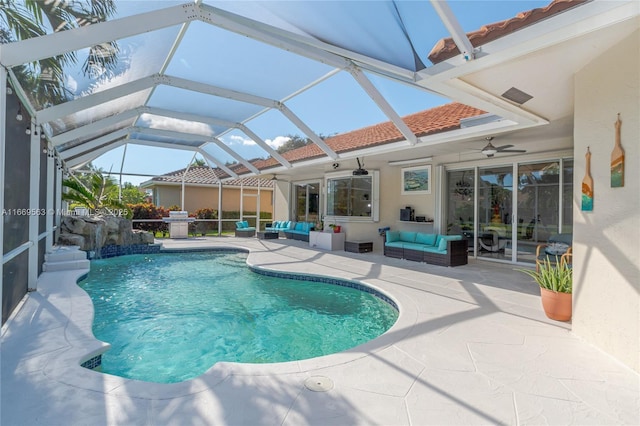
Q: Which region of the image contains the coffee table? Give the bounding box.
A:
[257,231,279,240]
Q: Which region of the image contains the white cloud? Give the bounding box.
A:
[228,134,254,146]
[265,136,290,149]
[139,114,214,137]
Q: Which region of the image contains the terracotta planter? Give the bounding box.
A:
[540,287,572,321]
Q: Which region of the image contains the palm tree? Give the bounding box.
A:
[62,171,126,214]
[0,0,118,107]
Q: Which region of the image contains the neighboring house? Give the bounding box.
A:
[140,166,274,217]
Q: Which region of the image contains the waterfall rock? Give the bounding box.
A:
[58,215,154,252]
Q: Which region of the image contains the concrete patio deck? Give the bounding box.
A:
[1,237,638,425]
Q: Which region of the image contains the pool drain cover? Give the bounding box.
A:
[304,376,334,392]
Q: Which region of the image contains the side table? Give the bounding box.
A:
[345,240,373,253]
[309,231,345,251]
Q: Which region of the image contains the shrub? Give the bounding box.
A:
[519,258,572,293]
[128,203,169,235]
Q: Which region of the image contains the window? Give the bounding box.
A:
[325,171,379,221]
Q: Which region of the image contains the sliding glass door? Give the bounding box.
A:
[516,159,573,263]
[477,166,513,260]
[293,181,320,223]
[446,158,573,265]
[446,170,475,251]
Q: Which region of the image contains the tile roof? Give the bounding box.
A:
[150,166,274,187]
[149,102,485,182]
[428,0,587,64]
[236,102,485,174]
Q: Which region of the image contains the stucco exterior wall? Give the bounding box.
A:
[273,180,291,221]
[573,29,639,372]
[271,160,439,250]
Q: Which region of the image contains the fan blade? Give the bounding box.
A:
[499,149,527,153]
[495,145,514,151]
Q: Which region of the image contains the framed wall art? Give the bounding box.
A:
[401,165,431,195]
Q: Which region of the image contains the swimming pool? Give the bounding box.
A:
[78,251,398,383]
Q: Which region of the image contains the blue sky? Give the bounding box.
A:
[88,1,549,185]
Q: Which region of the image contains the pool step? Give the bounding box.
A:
[42,259,90,272]
[43,246,89,272]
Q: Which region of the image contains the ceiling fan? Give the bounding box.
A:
[481,137,526,157]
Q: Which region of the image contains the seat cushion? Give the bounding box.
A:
[423,246,446,254]
[402,242,426,251]
[545,242,570,256]
[549,233,572,245]
[385,241,404,249]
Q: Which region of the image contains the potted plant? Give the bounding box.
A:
[519,259,572,321]
[328,224,341,233]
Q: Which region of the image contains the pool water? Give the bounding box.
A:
[78,251,398,383]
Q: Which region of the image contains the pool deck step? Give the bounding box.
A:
[45,246,87,262]
[42,259,90,272]
[43,246,89,272]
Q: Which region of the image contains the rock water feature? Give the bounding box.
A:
[58,215,157,258]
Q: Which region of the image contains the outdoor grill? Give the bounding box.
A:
[162,211,195,239]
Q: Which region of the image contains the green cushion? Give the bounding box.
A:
[386,231,400,243]
[416,233,436,246]
[399,231,417,243]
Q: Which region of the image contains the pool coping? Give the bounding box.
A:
[4,238,639,425]
[38,244,420,400]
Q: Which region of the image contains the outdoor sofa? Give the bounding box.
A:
[283,222,316,242]
[384,230,468,267]
[265,220,293,237]
[235,221,256,237]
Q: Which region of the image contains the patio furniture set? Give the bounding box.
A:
[383,230,468,267]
